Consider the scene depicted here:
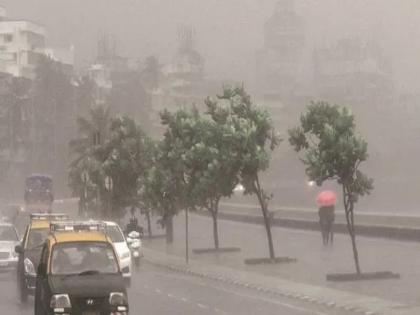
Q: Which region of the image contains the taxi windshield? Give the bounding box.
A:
[51,242,119,275]
[105,225,125,243]
[0,226,18,241]
[27,228,49,249]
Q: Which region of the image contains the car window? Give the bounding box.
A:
[0,226,18,241]
[26,228,49,249]
[50,242,119,275]
[106,225,125,243]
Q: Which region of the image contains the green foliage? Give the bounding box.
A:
[214,87,281,195]
[288,101,373,198]
[101,116,153,215]
[289,101,374,273]
[32,55,75,175]
[69,111,153,219]
[68,105,112,216]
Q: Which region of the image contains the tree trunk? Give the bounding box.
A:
[255,176,275,259]
[165,214,174,244]
[343,186,361,274]
[209,198,220,249]
[146,210,152,238]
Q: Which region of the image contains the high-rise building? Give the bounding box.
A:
[0,7,46,79]
[0,7,74,80]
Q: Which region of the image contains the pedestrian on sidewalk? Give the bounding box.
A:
[317,190,337,246]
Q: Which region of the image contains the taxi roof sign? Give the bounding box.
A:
[30,213,69,221]
[50,221,106,233]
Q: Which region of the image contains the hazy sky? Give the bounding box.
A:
[2,0,420,92]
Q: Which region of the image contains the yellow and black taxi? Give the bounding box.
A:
[15,213,69,303]
[34,221,129,315]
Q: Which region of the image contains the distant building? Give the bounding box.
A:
[313,38,394,106]
[0,9,45,79]
[44,46,75,75]
[0,7,74,79]
[87,64,112,105]
[149,26,207,135]
[256,0,305,103]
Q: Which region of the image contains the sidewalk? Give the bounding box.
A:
[217,202,420,241]
[221,201,420,228]
[143,213,420,313]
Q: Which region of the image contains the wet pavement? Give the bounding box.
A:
[143,213,420,307]
[0,264,348,315]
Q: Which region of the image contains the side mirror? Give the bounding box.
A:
[15,245,23,254]
[37,263,46,276]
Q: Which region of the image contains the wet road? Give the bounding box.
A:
[0,263,347,315]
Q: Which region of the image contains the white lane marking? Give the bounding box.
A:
[149,264,325,314]
[155,288,162,294]
[181,297,189,302]
[197,303,209,309]
[167,293,175,298]
[214,307,230,315]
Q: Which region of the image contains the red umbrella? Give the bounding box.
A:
[316,190,337,207]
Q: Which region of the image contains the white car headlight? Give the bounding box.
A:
[50,294,71,309]
[24,258,36,275]
[109,292,127,306]
[120,251,130,260]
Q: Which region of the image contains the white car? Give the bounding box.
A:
[103,221,132,281]
[0,222,20,269]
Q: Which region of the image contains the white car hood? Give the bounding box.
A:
[0,240,18,252]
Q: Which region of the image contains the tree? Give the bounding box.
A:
[289,101,373,274]
[154,109,200,243]
[140,140,181,243]
[31,56,75,192]
[68,105,112,217]
[69,105,112,161]
[195,99,243,249]
[217,87,280,259]
[100,116,152,219]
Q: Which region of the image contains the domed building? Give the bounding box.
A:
[256,0,305,103]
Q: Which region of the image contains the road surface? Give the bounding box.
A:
[0,263,350,315]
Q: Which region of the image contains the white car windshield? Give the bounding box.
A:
[27,228,49,248]
[51,242,119,275]
[106,225,125,243]
[0,226,18,241]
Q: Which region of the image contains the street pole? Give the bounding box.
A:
[104,176,113,219]
[185,207,189,264]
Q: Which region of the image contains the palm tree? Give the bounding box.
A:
[68,105,112,216]
[69,105,112,159]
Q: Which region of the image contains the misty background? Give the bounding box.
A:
[3,0,420,90]
[3,0,420,213]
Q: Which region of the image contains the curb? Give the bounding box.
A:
[143,250,388,315]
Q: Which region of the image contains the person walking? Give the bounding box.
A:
[317,190,337,246]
